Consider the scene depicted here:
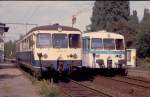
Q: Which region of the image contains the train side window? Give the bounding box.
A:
[82,38,86,51]
[29,36,33,49]
[85,38,90,50]
[37,33,51,48]
[115,39,124,50]
[69,34,81,48]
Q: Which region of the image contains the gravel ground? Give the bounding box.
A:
[70,67,150,97]
[128,67,150,80]
[0,62,41,97]
[80,76,150,97]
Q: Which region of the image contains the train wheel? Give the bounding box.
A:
[33,71,42,80]
[68,64,72,74]
[121,69,128,76]
[124,69,128,76]
[58,63,64,73]
[16,61,20,68]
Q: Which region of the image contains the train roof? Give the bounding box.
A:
[16,24,81,43]
[28,24,81,34]
[82,30,124,39]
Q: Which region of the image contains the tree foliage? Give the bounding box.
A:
[128,10,139,34]
[89,1,150,58]
[136,32,150,58]
[136,8,150,58]
[125,10,139,47]
[4,40,16,58]
[89,1,130,34]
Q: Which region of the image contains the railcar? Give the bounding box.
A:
[16,24,82,77]
[82,30,128,75]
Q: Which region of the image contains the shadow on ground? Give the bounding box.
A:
[0,66,16,69]
[46,69,118,83]
[17,64,123,84]
[0,74,23,80]
[0,62,16,69]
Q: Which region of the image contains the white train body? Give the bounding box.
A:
[82,31,126,70]
[16,24,82,74]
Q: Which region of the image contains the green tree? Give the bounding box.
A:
[90,1,130,34]
[4,40,16,59]
[136,32,150,58]
[136,8,150,58]
[128,10,139,34]
[125,10,140,48]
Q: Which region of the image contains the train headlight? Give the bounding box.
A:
[68,54,77,59]
[43,53,48,59]
[118,55,122,58]
[116,54,122,58]
[73,54,77,59]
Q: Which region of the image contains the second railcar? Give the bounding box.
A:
[82,31,128,75]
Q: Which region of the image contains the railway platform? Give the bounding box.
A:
[0,62,41,97]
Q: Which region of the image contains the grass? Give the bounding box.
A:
[20,68,61,97]
[138,57,150,69]
[37,79,60,97]
[29,75,61,97]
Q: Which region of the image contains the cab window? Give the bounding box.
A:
[91,38,103,49]
[37,33,51,48]
[103,39,115,50]
[69,34,81,48]
[52,34,68,48]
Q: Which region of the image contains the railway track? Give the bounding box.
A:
[94,75,150,90]
[58,76,116,97]
[18,67,116,97]
[12,60,115,97]
[109,76,150,90]
[7,59,150,97]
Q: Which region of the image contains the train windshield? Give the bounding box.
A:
[103,39,115,50]
[91,38,103,49]
[37,33,51,48]
[52,34,68,48]
[69,34,81,48]
[115,39,124,50]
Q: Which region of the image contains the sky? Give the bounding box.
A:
[0,1,150,41]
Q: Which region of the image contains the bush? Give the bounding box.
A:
[138,58,150,69]
[145,57,150,62]
[136,32,150,58]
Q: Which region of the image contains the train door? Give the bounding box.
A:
[82,37,90,67]
[126,49,136,68]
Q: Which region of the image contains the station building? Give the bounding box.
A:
[0,23,9,62]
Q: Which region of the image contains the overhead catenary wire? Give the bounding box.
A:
[26,4,41,24]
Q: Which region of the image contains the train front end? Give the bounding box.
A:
[82,31,127,75]
[33,25,82,74]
